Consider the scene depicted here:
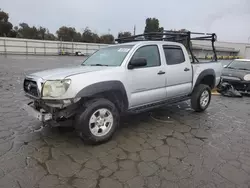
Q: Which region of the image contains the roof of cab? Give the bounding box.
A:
[115,40,184,46]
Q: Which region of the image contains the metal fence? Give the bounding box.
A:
[0,37,108,56]
[0,37,248,59]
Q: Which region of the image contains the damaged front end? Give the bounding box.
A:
[217,82,243,97]
[22,76,81,127]
[22,98,81,127]
[227,81,250,95]
[219,76,250,95]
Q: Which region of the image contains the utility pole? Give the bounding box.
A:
[133,25,136,35]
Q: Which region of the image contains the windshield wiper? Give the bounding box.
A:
[90,64,109,66]
[227,67,235,69]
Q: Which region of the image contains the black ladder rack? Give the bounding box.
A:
[115,30,218,63]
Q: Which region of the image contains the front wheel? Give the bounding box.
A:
[191,84,211,112]
[75,98,120,144]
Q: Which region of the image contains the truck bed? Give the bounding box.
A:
[192,61,223,89]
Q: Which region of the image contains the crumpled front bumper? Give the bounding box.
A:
[22,102,52,122]
[221,78,250,94]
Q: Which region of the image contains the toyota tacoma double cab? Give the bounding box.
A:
[22,31,222,144]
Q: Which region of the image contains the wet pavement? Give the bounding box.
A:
[0,55,250,188]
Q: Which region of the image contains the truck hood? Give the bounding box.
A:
[28,65,114,80]
[222,68,250,80]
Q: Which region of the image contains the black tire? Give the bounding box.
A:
[75,98,120,144]
[191,84,211,112]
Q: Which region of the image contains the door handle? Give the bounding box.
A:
[158,70,166,75]
[184,67,190,71]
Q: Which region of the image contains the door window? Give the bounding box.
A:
[163,46,185,65]
[131,45,161,67]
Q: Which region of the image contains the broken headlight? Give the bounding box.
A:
[42,79,71,97]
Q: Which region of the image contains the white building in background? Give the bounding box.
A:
[192,40,250,59]
[0,37,250,59]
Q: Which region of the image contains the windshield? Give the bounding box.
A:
[227,60,250,70]
[82,45,134,66]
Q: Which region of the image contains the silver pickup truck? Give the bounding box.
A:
[22,31,222,144]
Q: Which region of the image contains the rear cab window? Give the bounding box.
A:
[163,45,186,65]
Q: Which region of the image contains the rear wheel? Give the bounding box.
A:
[75,98,119,144]
[191,84,211,112]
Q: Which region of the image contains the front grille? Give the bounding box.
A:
[23,79,39,97]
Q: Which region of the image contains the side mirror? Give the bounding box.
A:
[128,58,147,69]
[223,65,227,68]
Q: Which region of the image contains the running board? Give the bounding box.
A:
[128,96,190,114]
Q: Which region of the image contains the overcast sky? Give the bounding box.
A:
[1,0,250,43]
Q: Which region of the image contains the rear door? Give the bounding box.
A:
[162,45,193,99]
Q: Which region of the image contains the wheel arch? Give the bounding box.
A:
[75,81,129,113]
[194,69,216,89]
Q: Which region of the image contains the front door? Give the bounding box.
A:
[126,45,166,108]
[162,45,193,99]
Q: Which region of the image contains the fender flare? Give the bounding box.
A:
[75,81,129,110]
[194,69,216,88]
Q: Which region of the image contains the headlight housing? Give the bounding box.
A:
[244,74,250,81]
[42,79,71,97]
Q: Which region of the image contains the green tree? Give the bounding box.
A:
[56,26,80,42]
[91,33,100,43]
[7,29,17,37]
[0,9,13,37]
[81,27,100,43]
[16,24,56,40]
[44,29,56,40]
[144,18,164,33]
[100,34,114,44]
[37,26,46,39]
[144,18,164,40]
[74,30,81,42]
[17,23,39,39]
[118,31,132,39]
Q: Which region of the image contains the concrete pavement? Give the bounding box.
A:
[0,55,250,188]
